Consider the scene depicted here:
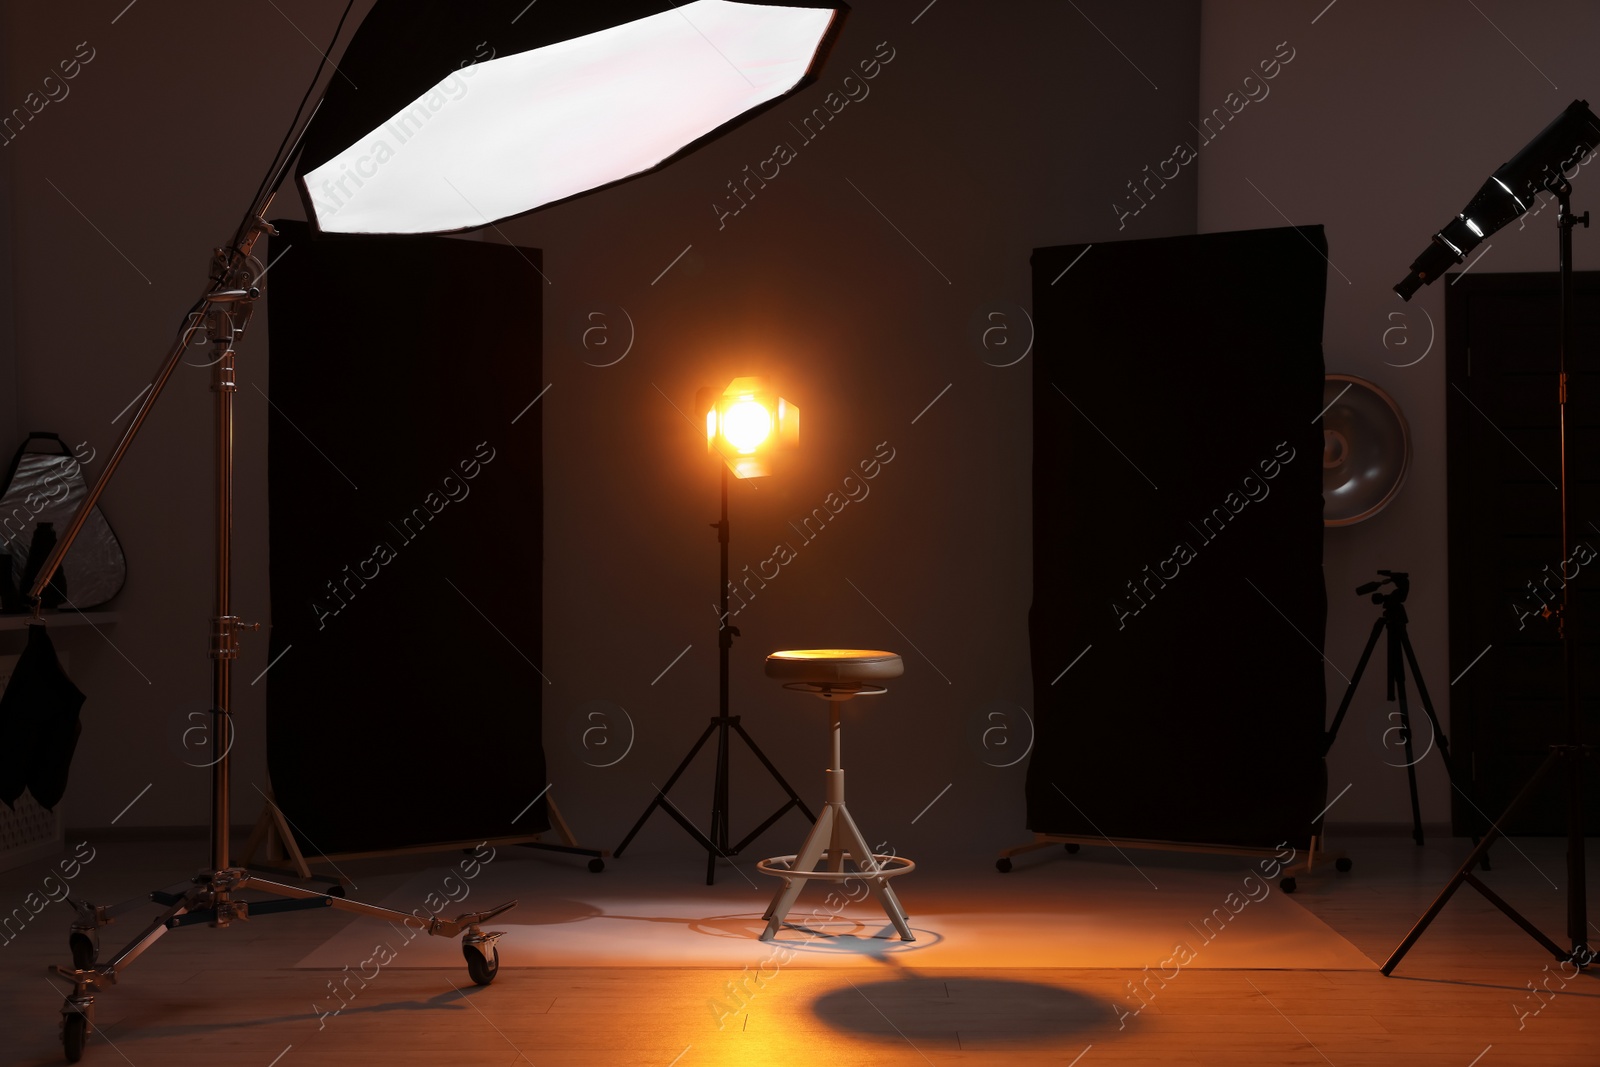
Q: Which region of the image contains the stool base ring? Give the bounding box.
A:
[756,853,915,880]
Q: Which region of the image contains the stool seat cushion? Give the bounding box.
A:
[765,649,903,685]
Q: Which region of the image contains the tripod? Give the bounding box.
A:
[1323,570,1464,847]
[1383,177,1594,975]
[613,464,814,885]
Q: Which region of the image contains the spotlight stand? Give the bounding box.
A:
[613,464,815,885]
[1383,178,1593,975]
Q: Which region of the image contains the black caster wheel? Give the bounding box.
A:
[1065,843,1080,854]
[1335,857,1353,873]
[464,944,499,986]
[62,1013,87,1063]
[326,883,347,899]
[69,932,96,971]
[1279,877,1297,894]
[996,857,1013,874]
[587,858,605,873]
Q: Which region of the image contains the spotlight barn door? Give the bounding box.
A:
[263,219,547,853]
[1026,226,1327,849]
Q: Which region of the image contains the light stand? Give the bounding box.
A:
[39,210,516,1066]
[1384,102,1600,973]
[614,382,812,884]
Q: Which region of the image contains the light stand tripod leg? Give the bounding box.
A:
[728,718,817,853]
[613,718,723,858]
[1382,748,1568,974]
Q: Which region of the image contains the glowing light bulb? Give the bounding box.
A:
[722,397,772,453]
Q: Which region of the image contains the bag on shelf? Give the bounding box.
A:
[0,432,126,611]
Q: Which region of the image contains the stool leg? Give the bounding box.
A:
[760,804,835,940]
[836,803,914,942]
[826,783,847,873]
[825,706,846,872]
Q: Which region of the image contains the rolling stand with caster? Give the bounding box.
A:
[36,216,517,1063]
[52,874,513,1061]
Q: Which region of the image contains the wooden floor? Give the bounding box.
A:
[2,833,1597,1066]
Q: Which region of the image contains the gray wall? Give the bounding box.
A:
[1197,0,1600,826]
[19,0,1587,852]
[0,0,1199,854]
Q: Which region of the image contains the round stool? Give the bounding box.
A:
[755,649,915,941]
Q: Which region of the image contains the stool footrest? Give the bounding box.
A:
[756,853,915,880]
[780,681,887,699]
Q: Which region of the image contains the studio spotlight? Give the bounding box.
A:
[700,376,799,480]
[614,376,810,883]
[1393,99,1600,299]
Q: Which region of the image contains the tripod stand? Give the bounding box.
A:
[613,464,814,885]
[1324,570,1464,847]
[1383,177,1594,976]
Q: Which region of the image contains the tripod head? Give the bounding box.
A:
[1356,569,1409,605]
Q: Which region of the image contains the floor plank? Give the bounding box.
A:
[2,834,1596,1066]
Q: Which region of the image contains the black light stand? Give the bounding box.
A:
[613,464,815,885]
[1323,570,1465,847]
[1383,177,1594,975]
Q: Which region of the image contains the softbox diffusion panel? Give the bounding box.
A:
[1026,226,1327,850]
[265,219,546,854]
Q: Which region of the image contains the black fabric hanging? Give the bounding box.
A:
[0,623,87,810]
[1026,225,1328,850]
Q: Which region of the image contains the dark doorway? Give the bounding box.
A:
[1445,270,1600,835]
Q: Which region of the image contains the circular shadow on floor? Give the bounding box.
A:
[810,975,1106,1044]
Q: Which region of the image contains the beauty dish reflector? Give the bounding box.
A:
[1321,374,1409,527]
[295,0,846,235]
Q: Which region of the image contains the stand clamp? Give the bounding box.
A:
[211,616,261,660]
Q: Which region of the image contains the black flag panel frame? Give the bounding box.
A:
[1008,225,1330,872]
